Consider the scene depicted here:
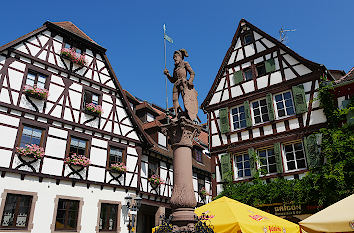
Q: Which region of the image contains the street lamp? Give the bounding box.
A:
[125,195,142,233]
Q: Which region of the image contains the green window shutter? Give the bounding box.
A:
[244,101,252,127]
[219,108,230,134]
[233,70,243,84]
[220,153,232,182]
[346,109,354,125]
[292,84,307,114]
[274,143,283,174]
[266,93,275,121]
[304,135,322,169]
[248,148,257,177]
[341,100,350,109]
[265,58,276,73]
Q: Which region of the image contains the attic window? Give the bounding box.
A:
[64,42,83,54]
[256,63,266,77]
[243,68,253,81]
[243,33,254,45]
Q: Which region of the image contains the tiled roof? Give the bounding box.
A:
[336,67,354,84]
[51,21,99,45]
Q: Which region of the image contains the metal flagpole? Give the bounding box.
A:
[163,24,168,113]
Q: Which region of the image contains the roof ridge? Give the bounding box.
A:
[50,21,98,45]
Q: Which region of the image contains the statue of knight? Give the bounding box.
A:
[163,49,198,121]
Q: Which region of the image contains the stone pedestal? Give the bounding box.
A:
[162,117,201,231]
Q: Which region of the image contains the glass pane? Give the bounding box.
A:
[278,110,285,117]
[236,156,242,162]
[92,94,99,105]
[287,107,295,115]
[231,108,238,115]
[254,109,260,116]
[238,170,243,177]
[245,169,251,176]
[252,101,259,108]
[269,164,277,173]
[255,116,261,124]
[237,162,243,169]
[283,92,291,99]
[259,151,266,157]
[233,115,239,121]
[286,152,294,161]
[260,99,267,106]
[257,64,266,76]
[285,99,293,107]
[294,143,303,151]
[263,114,269,122]
[240,113,245,120]
[268,156,276,164]
[297,159,306,169]
[244,34,253,44]
[261,106,268,114]
[70,138,79,147]
[295,151,305,159]
[288,161,296,170]
[285,145,293,152]
[239,106,244,112]
[267,149,274,156]
[65,43,71,48]
[240,120,246,128]
[277,102,284,109]
[244,161,250,168]
[234,122,239,129]
[244,154,249,160]
[76,48,81,54]
[275,94,282,102]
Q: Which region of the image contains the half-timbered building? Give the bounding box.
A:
[201,19,335,199]
[124,91,212,231]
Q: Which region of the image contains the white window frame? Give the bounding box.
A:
[233,152,251,180]
[251,98,270,125]
[230,104,247,131]
[282,141,307,172]
[257,147,277,176]
[273,90,295,119]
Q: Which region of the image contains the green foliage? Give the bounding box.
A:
[217,77,354,208]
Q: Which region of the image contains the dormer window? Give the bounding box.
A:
[146,112,155,122]
[243,33,254,45]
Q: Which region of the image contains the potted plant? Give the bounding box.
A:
[85,103,103,116]
[60,48,87,66]
[16,144,45,160]
[23,85,49,100]
[148,174,164,189]
[199,187,209,199]
[65,153,90,169]
[110,162,127,174]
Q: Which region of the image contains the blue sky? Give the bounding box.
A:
[1,0,353,123]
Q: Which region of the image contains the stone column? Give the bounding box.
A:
[162,117,201,231]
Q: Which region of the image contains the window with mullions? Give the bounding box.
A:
[55,199,79,231]
[83,91,100,106]
[256,63,266,77]
[64,43,83,54]
[197,176,205,193]
[258,148,277,174]
[231,105,247,130]
[69,137,87,156]
[99,203,118,231]
[19,126,43,147]
[274,91,295,118]
[148,158,159,177]
[26,72,46,89]
[283,142,306,171]
[0,194,32,229]
[251,99,269,124]
[195,149,203,163]
[234,153,251,179]
[109,147,123,166]
[243,68,253,81]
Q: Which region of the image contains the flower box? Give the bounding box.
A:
[24,85,49,100]
[60,48,87,66]
[148,174,164,188]
[65,153,90,167]
[110,162,127,174]
[199,187,208,197]
[85,103,103,116]
[16,144,45,160]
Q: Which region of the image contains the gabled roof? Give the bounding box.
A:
[51,21,98,45]
[335,67,354,84]
[201,18,323,110]
[0,21,153,147]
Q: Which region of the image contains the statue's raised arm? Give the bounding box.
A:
[163,49,198,121]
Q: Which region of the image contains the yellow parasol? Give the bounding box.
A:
[195,196,301,233]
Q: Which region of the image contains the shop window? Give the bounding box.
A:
[283,142,307,171]
[25,71,47,89]
[0,194,32,229]
[274,91,295,118]
[234,153,251,179]
[230,105,247,130]
[109,147,124,166]
[19,126,43,147]
[258,148,277,174]
[55,199,80,231]
[99,203,118,231]
[251,99,269,124]
[69,137,87,157]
